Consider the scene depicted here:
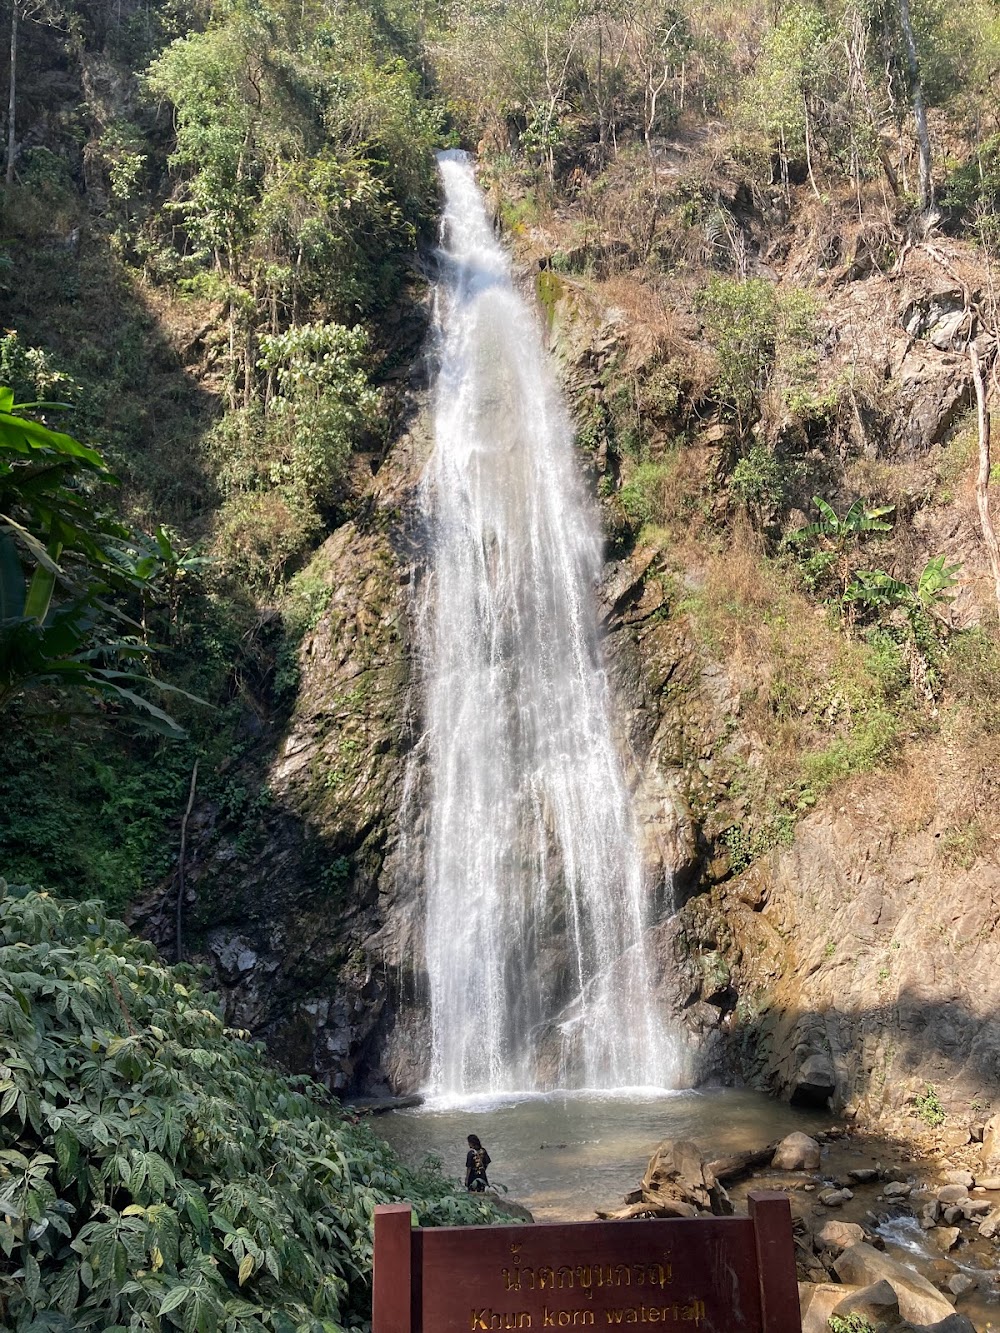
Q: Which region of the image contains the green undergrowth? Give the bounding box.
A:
[0,571,278,911]
[0,887,503,1332]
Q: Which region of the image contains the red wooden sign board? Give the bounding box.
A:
[373,1191,802,1333]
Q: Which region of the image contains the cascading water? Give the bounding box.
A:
[415,150,678,1097]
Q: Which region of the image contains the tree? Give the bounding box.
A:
[895,0,932,208]
[743,2,834,197]
[969,342,1000,626]
[4,0,67,187]
[619,0,693,165]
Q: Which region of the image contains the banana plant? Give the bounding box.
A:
[842,568,913,613]
[916,554,963,610]
[791,494,895,592]
[0,389,199,733]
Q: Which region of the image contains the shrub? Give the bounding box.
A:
[215,491,322,591]
[946,630,1000,734]
[697,278,823,440]
[617,459,678,527]
[0,886,503,1331]
[829,1315,877,1333]
[730,443,787,514]
[914,1085,946,1128]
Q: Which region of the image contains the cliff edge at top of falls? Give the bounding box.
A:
[136,135,1000,1143]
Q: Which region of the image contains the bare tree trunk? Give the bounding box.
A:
[897,0,932,209]
[596,22,606,156]
[175,759,200,964]
[970,343,1000,626]
[6,0,17,186]
[803,92,820,198]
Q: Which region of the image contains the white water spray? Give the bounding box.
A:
[416,151,677,1096]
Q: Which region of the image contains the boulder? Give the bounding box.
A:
[818,1188,852,1207]
[983,1114,1000,1168]
[977,1176,1000,1190]
[790,1053,837,1108]
[772,1132,822,1172]
[488,1197,535,1223]
[816,1219,866,1252]
[832,1279,901,1326]
[960,1199,991,1218]
[937,1185,968,1205]
[833,1243,958,1327]
[977,1206,1000,1239]
[943,1170,974,1189]
[799,1283,859,1333]
[919,1317,977,1333]
[932,1227,961,1252]
[848,1167,879,1184]
[884,1181,912,1199]
[947,1273,976,1298]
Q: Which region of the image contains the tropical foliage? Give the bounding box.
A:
[0,394,195,733]
[0,885,503,1331]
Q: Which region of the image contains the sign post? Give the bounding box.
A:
[373,1191,801,1333]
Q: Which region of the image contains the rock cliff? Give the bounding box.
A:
[135,164,1000,1137]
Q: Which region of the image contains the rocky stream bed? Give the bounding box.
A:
[596,1116,1000,1333]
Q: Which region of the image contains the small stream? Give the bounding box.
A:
[376,1086,830,1221]
[878,1214,1000,1330]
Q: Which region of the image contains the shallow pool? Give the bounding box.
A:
[375,1085,832,1221]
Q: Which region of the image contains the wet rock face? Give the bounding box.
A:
[791,1054,838,1109]
[710,809,1000,1127]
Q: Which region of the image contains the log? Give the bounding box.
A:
[706,1142,780,1185]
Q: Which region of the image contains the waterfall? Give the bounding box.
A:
[414,150,677,1096]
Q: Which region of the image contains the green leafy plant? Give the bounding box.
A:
[842,568,912,614]
[730,443,787,516]
[0,884,505,1331]
[829,1314,877,1333]
[914,1085,946,1128]
[791,495,894,593]
[0,393,197,733]
[916,555,962,610]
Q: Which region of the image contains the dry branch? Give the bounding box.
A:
[969,343,1000,627]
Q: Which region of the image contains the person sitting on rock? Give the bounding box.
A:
[465,1134,491,1192]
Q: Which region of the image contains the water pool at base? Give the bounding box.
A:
[375,1086,831,1221]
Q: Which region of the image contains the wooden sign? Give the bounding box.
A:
[373,1191,801,1333]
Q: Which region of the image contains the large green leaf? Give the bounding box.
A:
[0,409,106,467]
[87,678,188,738]
[22,563,58,625]
[0,512,64,575]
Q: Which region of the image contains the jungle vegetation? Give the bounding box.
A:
[2,0,1000,1323]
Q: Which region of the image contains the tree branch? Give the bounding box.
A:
[969,342,1000,628]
